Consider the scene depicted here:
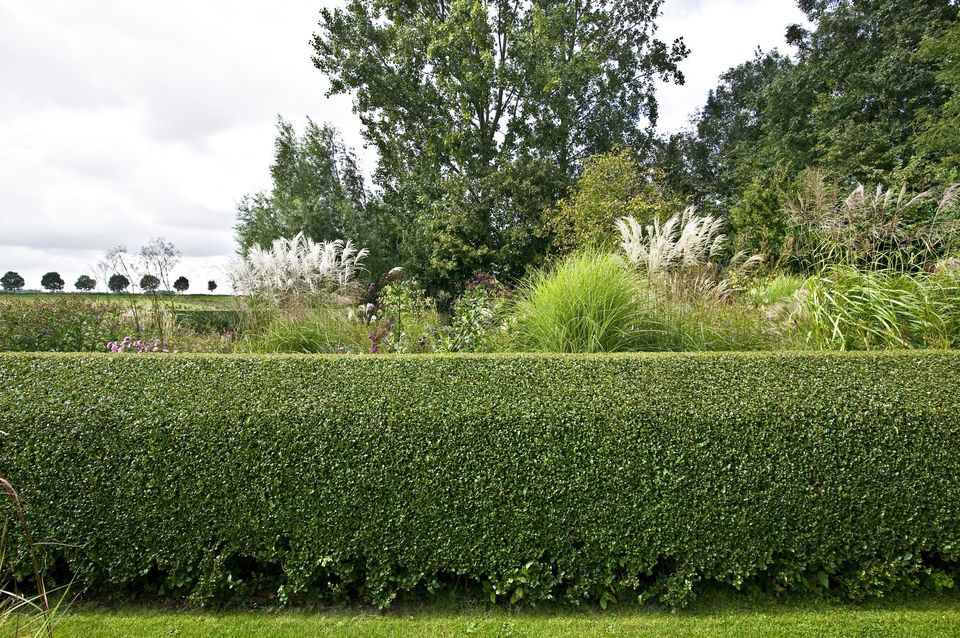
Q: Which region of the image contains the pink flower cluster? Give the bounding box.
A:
[107,336,171,354]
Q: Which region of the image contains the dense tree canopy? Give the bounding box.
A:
[74,275,96,291]
[140,275,161,292]
[312,0,687,288]
[658,50,795,215]
[40,271,64,292]
[1,271,25,291]
[914,17,960,176]
[661,0,959,217]
[108,274,130,294]
[235,118,369,254]
[791,0,956,181]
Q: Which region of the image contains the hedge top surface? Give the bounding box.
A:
[1,348,957,361]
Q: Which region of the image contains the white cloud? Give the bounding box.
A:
[654,0,808,133]
[0,0,805,291]
[0,0,365,291]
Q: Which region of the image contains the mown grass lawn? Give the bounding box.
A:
[40,593,960,638]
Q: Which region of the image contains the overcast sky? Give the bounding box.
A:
[0,0,806,292]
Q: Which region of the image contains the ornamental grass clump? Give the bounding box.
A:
[616,205,727,273]
[616,206,761,304]
[228,233,368,298]
[1,477,73,636]
[798,265,960,350]
[511,252,652,352]
[785,171,960,271]
[608,208,772,351]
[241,307,372,354]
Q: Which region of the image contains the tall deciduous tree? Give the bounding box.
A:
[313,0,687,289]
[658,50,797,215]
[546,147,682,253]
[787,0,957,182]
[235,118,371,259]
[914,18,960,175]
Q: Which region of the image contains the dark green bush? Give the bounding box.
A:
[1,352,959,608]
[174,309,240,335]
[730,169,789,262]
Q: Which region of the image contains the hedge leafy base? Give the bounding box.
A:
[1,352,958,607]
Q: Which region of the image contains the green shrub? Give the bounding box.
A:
[545,147,682,253]
[1,352,959,608]
[372,281,440,353]
[0,297,124,352]
[511,252,653,352]
[174,310,240,335]
[435,283,509,353]
[730,169,790,262]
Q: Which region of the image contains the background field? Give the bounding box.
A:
[0,291,235,310]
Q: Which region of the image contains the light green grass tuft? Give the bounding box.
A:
[511,252,653,353]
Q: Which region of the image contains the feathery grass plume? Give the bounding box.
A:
[617,206,761,306]
[938,184,960,213]
[785,170,960,272]
[616,206,726,273]
[228,233,368,298]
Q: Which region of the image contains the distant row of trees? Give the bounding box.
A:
[1,271,218,293]
[2,237,224,295]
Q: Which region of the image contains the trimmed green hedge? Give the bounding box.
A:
[1,352,959,607]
